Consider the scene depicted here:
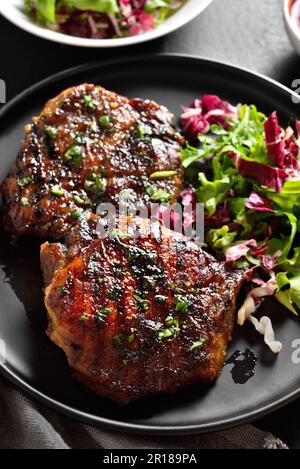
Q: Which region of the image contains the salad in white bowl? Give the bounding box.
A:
[0,0,214,47]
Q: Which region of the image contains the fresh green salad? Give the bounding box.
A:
[179,95,300,352]
[24,0,184,39]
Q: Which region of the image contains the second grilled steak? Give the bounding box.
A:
[1,84,184,240]
[42,215,243,404]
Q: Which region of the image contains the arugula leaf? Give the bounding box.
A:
[181,105,268,169]
[276,269,300,312]
[228,197,253,235]
[181,144,209,169]
[144,0,170,12]
[35,0,56,23]
[181,98,300,317]
[275,247,300,312]
[197,173,231,216]
[269,212,298,263]
[257,179,300,212]
[275,291,298,315]
[64,0,119,13]
[206,226,237,251]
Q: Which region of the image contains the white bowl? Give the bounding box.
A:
[284,0,300,55]
[0,0,214,48]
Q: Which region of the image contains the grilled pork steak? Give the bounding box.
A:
[1,84,184,240]
[42,215,243,404]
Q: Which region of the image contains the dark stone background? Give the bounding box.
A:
[1,0,300,448]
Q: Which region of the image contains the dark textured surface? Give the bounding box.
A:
[0,0,300,447]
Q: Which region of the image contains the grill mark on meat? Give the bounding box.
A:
[42,215,244,404]
[1,84,184,240]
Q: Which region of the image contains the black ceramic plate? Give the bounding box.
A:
[1,54,300,436]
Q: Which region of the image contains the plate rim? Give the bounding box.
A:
[0,53,300,435]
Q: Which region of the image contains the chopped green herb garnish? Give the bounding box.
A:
[58,285,68,297]
[127,246,156,263]
[20,197,29,206]
[150,171,177,179]
[112,334,122,347]
[108,285,122,299]
[95,313,107,324]
[157,328,174,340]
[145,184,172,203]
[74,132,92,146]
[84,180,94,190]
[73,192,92,207]
[95,308,111,325]
[50,185,64,197]
[143,275,157,289]
[168,281,183,293]
[127,334,135,344]
[18,176,33,187]
[154,294,168,303]
[71,211,82,219]
[99,115,111,127]
[45,126,57,139]
[157,316,180,341]
[175,295,192,314]
[165,315,175,327]
[96,278,106,285]
[88,119,99,133]
[79,315,88,322]
[136,123,145,138]
[84,174,106,193]
[83,94,96,110]
[134,294,151,311]
[189,338,206,351]
[112,229,131,239]
[73,194,85,205]
[64,145,83,168]
[108,290,116,300]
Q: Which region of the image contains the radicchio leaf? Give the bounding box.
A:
[225,239,257,262]
[180,95,238,141]
[230,153,289,192]
[264,112,298,170]
[204,202,230,228]
[245,192,274,213]
[181,188,197,229]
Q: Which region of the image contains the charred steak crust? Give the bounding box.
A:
[43,216,243,404]
[1,84,184,240]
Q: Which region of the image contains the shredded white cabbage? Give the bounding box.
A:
[249,316,283,354]
[237,276,277,326]
[237,274,282,353]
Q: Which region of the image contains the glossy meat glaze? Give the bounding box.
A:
[43,215,243,404]
[1,84,184,240]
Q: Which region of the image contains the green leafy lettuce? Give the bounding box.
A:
[181,103,300,315]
